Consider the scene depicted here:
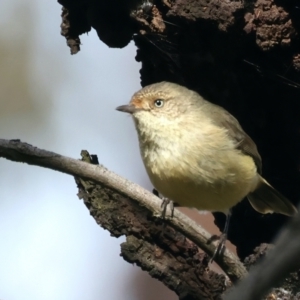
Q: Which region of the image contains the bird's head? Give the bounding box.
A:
[116,81,201,131]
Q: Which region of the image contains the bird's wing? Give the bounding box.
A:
[204,102,262,174]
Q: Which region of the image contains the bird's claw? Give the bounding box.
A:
[153,188,175,218]
[208,232,227,263]
[161,197,175,218]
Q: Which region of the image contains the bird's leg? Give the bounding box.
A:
[209,210,231,262]
[152,188,177,218]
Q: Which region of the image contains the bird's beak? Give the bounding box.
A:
[116,104,139,114]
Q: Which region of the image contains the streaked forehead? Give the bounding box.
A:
[130,86,168,108]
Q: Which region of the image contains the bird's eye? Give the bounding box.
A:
[154,99,164,108]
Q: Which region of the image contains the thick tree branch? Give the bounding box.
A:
[3,139,300,298]
[0,139,247,299]
[76,152,227,299]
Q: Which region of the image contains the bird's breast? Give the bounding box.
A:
[138,124,258,212]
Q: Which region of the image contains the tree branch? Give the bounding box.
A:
[0,139,246,285]
[76,151,227,299]
[3,138,300,299]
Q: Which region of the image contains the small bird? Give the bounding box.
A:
[116,82,297,229]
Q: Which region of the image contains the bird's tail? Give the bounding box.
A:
[247,176,297,216]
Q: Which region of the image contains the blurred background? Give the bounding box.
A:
[0,1,222,299]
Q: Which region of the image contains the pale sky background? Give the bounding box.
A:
[0,0,177,299]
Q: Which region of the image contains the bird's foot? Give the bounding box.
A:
[208,232,227,262]
[161,197,175,218]
[152,188,177,218]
